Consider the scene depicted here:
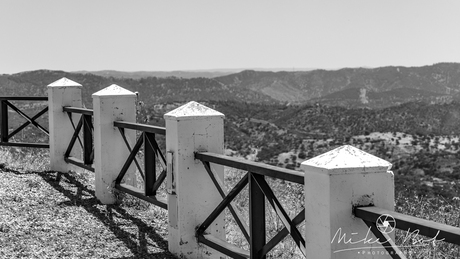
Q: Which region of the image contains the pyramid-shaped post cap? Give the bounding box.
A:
[47,77,82,88]
[92,84,136,98]
[164,101,224,120]
[301,145,392,174]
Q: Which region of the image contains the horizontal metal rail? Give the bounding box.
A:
[355,206,460,246]
[64,157,95,172]
[114,121,166,135]
[0,142,49,148]
[63,108,94,170]
[0,96,48,101]
[7,106,49,139]
[63,106,94,116]
[198,234,250,259]
[114,183,167,209]
[195,152,304,184]
[113,123,167,209]
[195,154,307,258]
[0,98,49,148]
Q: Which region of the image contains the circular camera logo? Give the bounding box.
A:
[376,214,396,234]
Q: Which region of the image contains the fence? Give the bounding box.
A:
[0,96,49,148]
[1,77,460,258]
[62,106,94,171]
[193,151,306,258]
[113,120,167,209]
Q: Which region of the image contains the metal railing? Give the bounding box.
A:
[194,152,306,259]
[113,121,168,209]
[354,206,460,259]
[63,106,94,172]
[0,97,49,148]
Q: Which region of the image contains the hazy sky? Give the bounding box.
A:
[1,0,460,74]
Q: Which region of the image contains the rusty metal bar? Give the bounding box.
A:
[195,152,304,184]
[0,100,8,143]
[62,106,93,116]
[249,173,266,259]
[355,206,460,246]
[114,121,166,135]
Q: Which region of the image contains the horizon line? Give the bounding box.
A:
[3,62,459,75]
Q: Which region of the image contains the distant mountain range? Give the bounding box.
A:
[72,68,317,79]
[1,63,460,108]
[72,70,237,79]
[213,63,460,107]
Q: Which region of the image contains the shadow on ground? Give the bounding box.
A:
[10,168,178,259]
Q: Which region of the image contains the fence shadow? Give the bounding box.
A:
[12,169,177,259]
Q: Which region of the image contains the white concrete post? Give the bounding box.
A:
[47,77,83,172]
[301,145,394,259]
[92,84,137,204]
[165,101,225,259]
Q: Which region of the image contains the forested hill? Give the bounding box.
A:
[2,63,460,108]
[212,63,460,106]
[144,100,460,147]
[0,70,276,107]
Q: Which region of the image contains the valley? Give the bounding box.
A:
[3,64,460,199]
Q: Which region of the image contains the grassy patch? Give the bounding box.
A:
[394,193,460,258]
[0,147,176,259]
[2,147,460,258]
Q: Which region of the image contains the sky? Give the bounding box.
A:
[1,0,460,74]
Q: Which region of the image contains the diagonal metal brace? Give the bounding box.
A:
[66,112,84,150]
[260,208,305,256]
[197,173,249,236]
[7,106,49,139]
[116,133,144,184]
[65,115,83,158]
[252,174,307,257]
[5,100,49,135]
[202,161,250,242]
[118,128,145,180]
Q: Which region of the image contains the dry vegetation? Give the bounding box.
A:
[394,194,460,258]
[1,147,460,258]
[0,147,175,259]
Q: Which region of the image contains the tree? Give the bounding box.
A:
[298,151,307,159]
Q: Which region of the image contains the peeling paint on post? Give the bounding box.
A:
[165,101,225,259]
[47,77,83,172]
[301,145,394,259]
[92,84,137,204]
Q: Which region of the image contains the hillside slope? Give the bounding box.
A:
[3,63,460,108]
[213,63,460,107]
[0,70,276,107]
